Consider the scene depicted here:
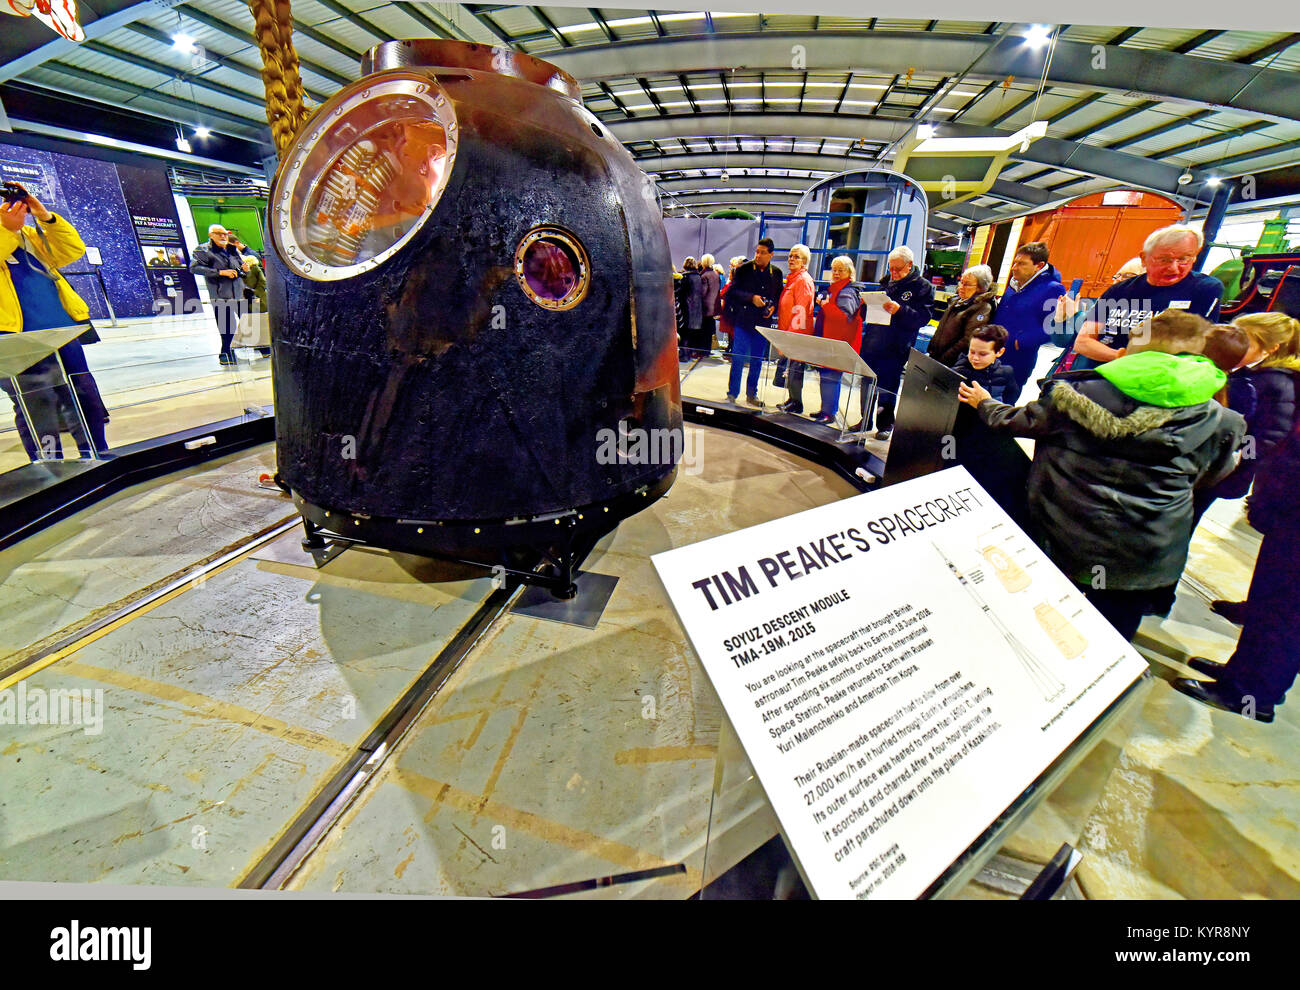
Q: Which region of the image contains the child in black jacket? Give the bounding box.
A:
[951,325,1022,404]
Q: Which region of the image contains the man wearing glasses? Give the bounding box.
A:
[189,224,245,366]
[1070,226,1221,371]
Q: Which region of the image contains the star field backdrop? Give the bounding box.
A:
[0,140,198,320]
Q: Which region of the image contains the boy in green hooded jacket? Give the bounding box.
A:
[958,309,1246,640]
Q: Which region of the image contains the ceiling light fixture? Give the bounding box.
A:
[917,124,936,140]
[194,126,211,139]
[175,137,192,153]
[172,33,196,53]
[1025,25,1052,48]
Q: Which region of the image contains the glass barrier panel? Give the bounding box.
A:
[0,311,275,475]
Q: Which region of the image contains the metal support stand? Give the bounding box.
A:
[8,373,43,460]
[837,373,876,445]
[1020,843,1084,900]
[52,347,98,459]
[92,266,122,327]
[297,512,598,601]
[300,517,354,567]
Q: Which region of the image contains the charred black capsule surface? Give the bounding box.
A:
[268,41,681,563]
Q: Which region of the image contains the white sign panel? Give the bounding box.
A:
[652,466,1148,899]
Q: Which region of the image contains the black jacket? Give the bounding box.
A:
[861,267,934,360]
[190,241,245,300]
[723,259,784,331]
[1202,367,1294,501]
[978,373,1245,589]
[682,269,704,328]
[952,355,1021,405]
[1242,366,1300,463]
[1248,416,1300,537]
[927,289,997,367]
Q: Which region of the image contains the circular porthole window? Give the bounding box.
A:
[514,227,590,311]
[272,74,458,281]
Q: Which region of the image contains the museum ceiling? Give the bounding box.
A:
[2,3,1298,232]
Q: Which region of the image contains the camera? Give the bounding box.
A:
[2,181,30,205]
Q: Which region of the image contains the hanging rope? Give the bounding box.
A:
[249,0,314,157]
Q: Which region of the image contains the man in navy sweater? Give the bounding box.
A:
[854,246,933,439]
[1071,226,1222,372]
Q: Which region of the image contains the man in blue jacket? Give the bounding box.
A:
[853,246,934,439]
[996,241,1064,388]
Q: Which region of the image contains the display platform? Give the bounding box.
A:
[0,427,857,894]
[0,426,1294,898]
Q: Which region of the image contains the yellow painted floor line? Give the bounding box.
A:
[0,523,294,693]
[391,767,697,885]
[58,659,351,758]
[613,744,718,765]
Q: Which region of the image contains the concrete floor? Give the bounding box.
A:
[0,446,289,674]
[0,332,1294,898]
[0,431,862,894]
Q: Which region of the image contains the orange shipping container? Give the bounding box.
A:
[967,190,1184,298]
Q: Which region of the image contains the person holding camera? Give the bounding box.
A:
[190,224,246,366]
[1,183,110,460]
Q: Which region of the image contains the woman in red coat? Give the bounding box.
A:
[777,244,817,413]
[808,255,865,424]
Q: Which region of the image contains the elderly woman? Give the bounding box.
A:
[806,255,865,424]
[240,254,273,357]
[925,264,997,367]
[699,253,721,350]
[776,244,816,413]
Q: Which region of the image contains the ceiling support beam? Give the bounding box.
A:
[0,0,159,83]
[459,5,515,46]
[168,7,353,87]
[77,40,274,110]
[35,60,265,133]
[544,31,1300,126]
[608,112,1200,193]
[312,0,397,45]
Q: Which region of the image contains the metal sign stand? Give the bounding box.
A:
[0,324,105,460]
[758,327,876,444]
[92,263,122,328]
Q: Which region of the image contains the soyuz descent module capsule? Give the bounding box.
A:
[267,40,682,592]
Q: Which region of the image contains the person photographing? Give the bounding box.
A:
[1,181,111,459]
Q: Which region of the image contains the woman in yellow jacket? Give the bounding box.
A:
[1,189,110,459]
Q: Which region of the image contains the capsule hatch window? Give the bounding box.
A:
[514,227,590,311]
[273,76,458,281]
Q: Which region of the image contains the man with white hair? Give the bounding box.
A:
[189,223,246,365]
[853,245,934,438]
[1071,225,1221,371]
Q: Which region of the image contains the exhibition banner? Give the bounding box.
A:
[0,158,57,204]
[0,140,197,318]
[116,162,198,307]
[652,466,1148,899]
